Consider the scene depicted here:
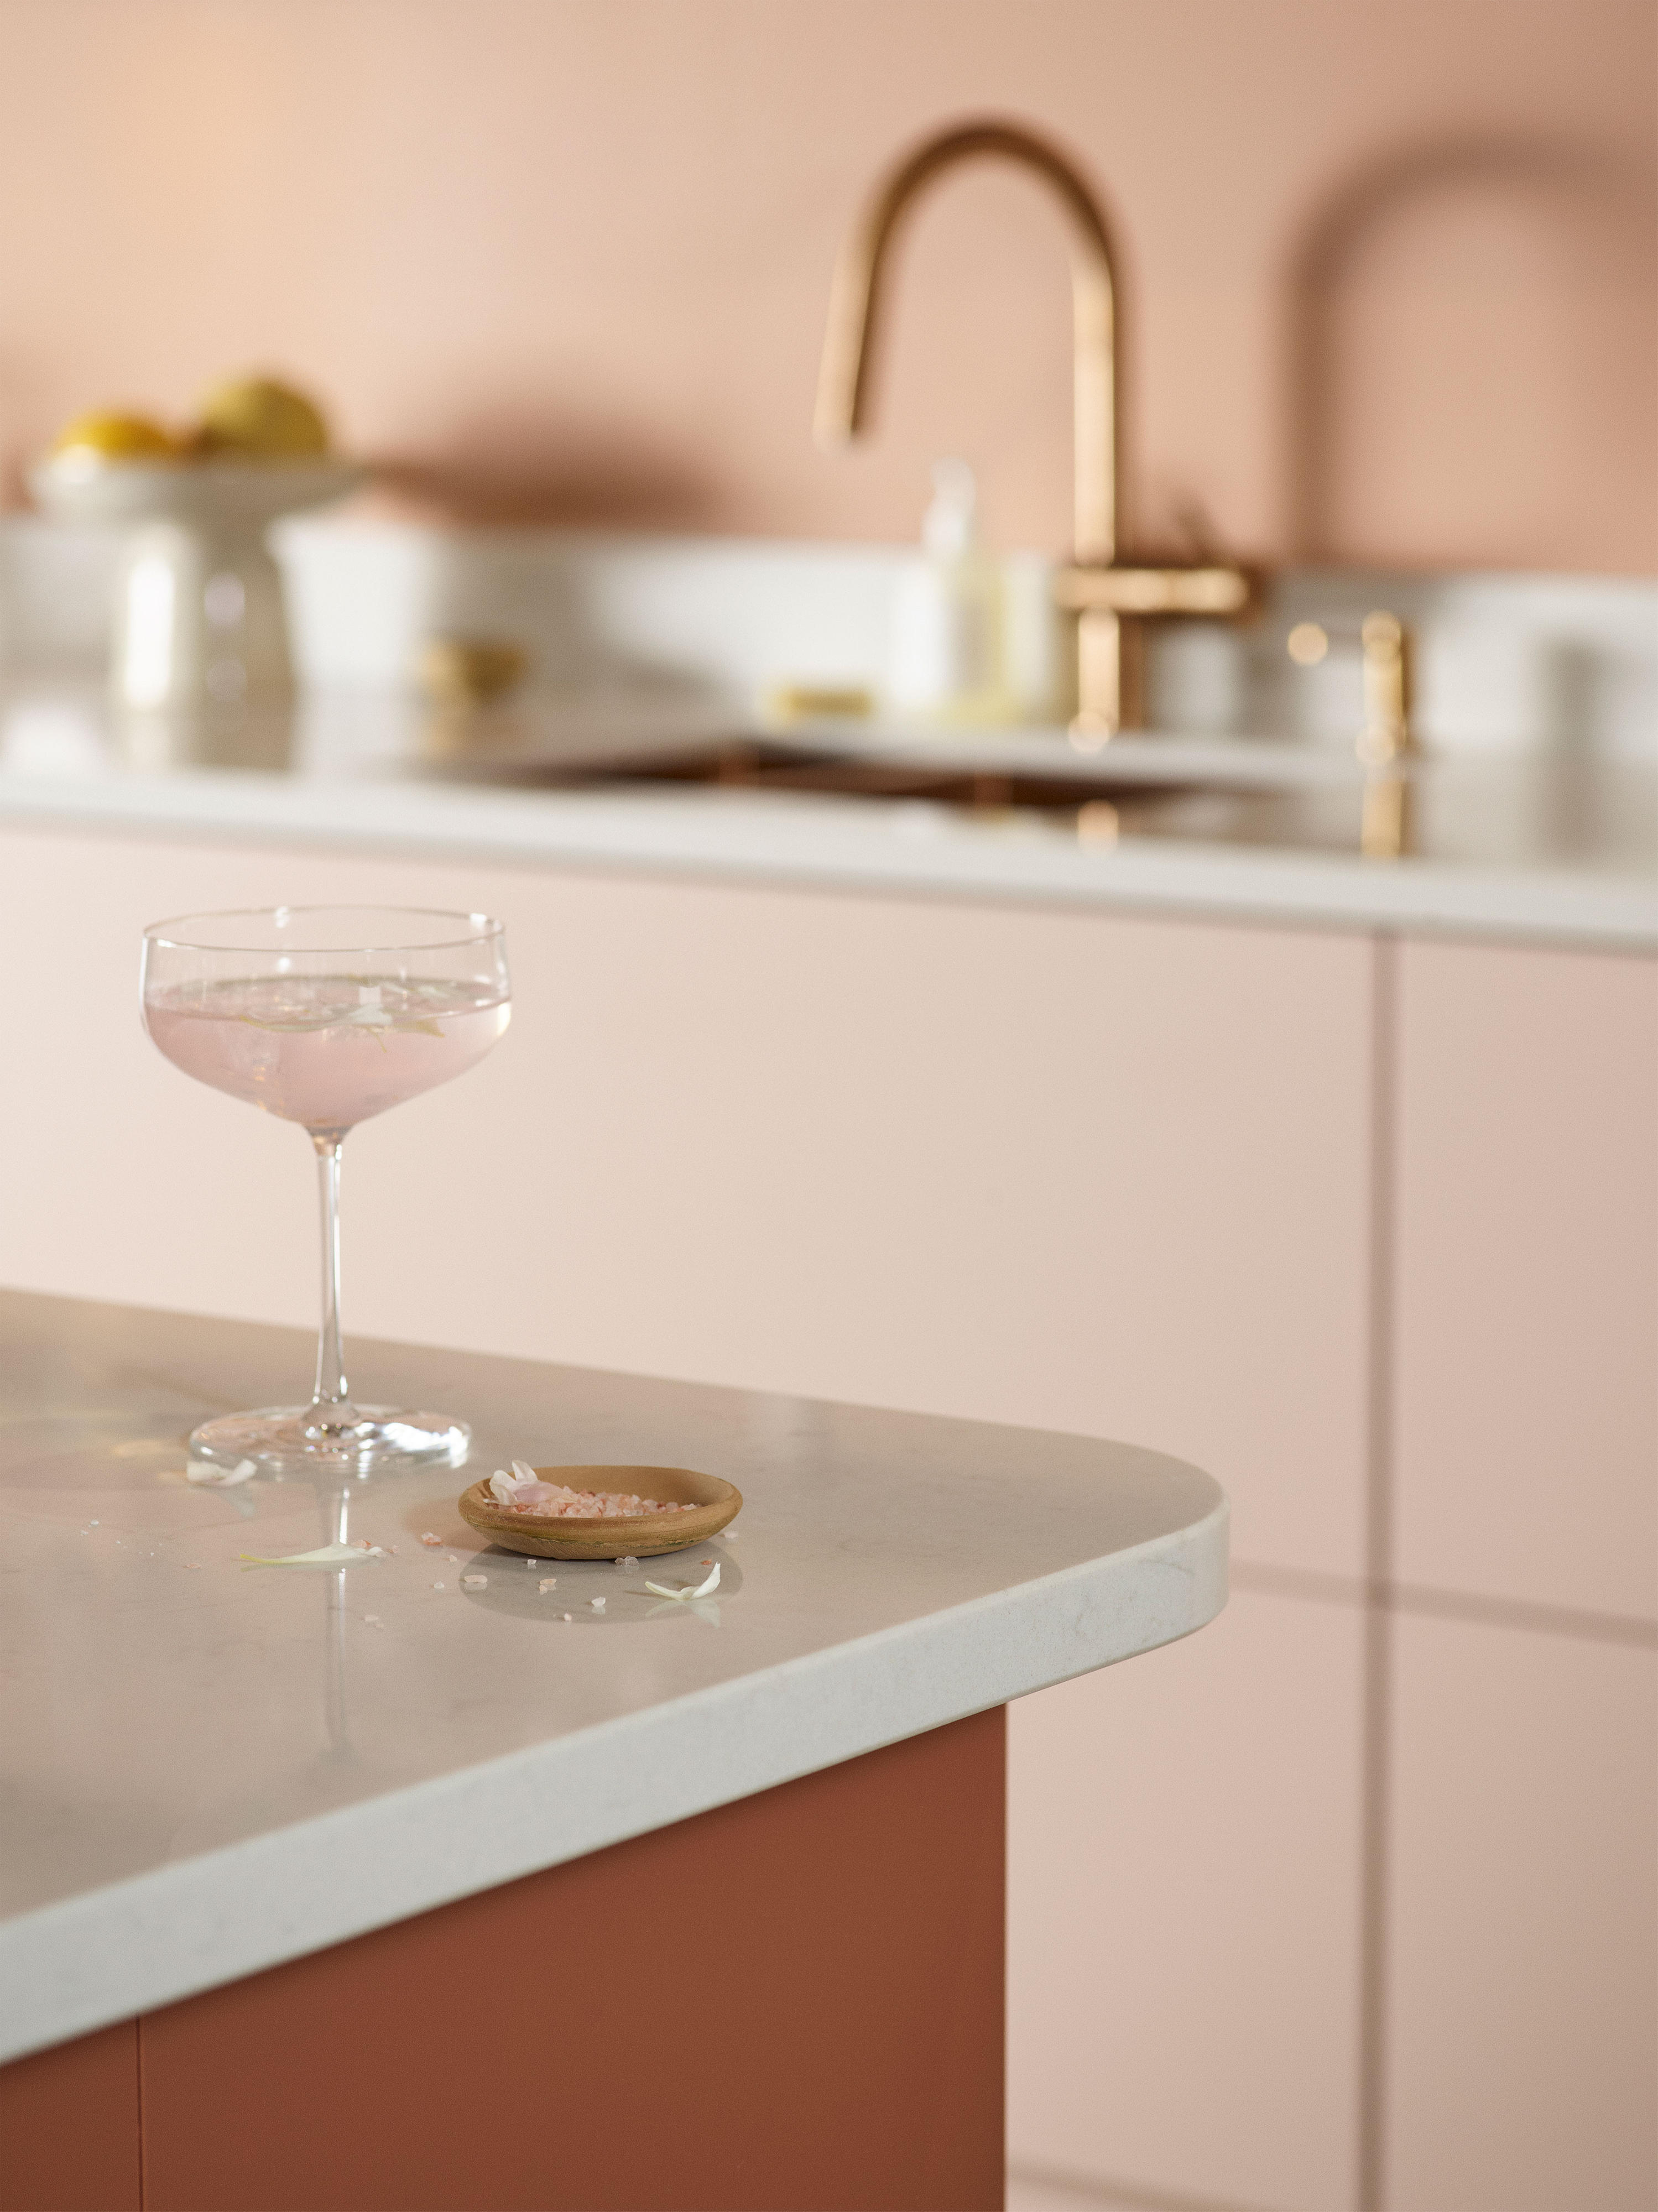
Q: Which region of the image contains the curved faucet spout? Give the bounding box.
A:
[814,117,1123,566]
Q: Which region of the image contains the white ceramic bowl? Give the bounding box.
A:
[29,456,363,531]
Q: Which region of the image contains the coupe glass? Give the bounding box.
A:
[140,905,510,1475]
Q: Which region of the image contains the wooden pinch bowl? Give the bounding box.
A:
[456,1465,741,1560]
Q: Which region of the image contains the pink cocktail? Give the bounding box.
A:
[141,906,511,1475]
[144,975,509,1133]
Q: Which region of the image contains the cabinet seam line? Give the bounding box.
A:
[1358,930,1398,2212]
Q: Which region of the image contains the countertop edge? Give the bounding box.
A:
[1,1496,1227,2064]
[0,772,1653,951]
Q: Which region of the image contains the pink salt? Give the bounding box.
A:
[509,1481,695,1521]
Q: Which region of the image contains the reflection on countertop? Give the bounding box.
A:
[0,682,1652,948]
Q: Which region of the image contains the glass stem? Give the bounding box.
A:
[311,1134,354,1426]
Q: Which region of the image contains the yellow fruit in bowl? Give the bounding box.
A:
[50,410,181,466]
[192,375,330,460]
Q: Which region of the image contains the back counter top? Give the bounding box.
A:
[0,684,1653,950]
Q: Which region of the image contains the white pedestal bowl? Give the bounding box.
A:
[30,458,363,718]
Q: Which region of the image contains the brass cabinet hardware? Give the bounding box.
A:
[1052,565,1258,618]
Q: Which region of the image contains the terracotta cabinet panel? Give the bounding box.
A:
[1394,941,1658,1620]
[135,1715,1003,2212]
[1008,1588,1365,2212]
[0,833,1372,1579]
[1385,1614,1658,2212]
[0,2020,140,2212]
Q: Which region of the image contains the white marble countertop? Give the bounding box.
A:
[0,1291,1226,2064]
[0,686,1652,950]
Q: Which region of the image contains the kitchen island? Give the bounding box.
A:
[0,1289,1226,2212]
[0,697,1649,2211]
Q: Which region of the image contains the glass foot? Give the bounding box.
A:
[188,1405,470,1479]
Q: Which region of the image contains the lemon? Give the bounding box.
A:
[50,410,180,465]
[193,375,330,460]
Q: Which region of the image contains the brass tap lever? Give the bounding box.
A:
[1054,565,1260,619]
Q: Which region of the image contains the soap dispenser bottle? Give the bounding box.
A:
[887,459,1005,722]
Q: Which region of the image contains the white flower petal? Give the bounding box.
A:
[187,1458,256,1487]
[238,1542,382,1568]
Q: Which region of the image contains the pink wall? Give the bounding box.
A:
[1,0,1652,571]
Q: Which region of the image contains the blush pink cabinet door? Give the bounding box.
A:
[1385,1614,1658,2212]
[1394,940,1658,1623]
[1009,1587,1367,2212]
[1386,941,1658,2211]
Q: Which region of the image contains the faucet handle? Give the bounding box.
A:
[1358,610,1415,765]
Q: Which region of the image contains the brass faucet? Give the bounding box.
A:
[815,118,1258,740]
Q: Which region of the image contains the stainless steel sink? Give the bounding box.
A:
[523,734,1187,811]
[448,730,1389,854]
[412,720,1655,874]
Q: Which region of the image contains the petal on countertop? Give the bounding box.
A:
[642,1561,721,1602]
[186,1458,256,1487]
[238,1542,383,1568]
